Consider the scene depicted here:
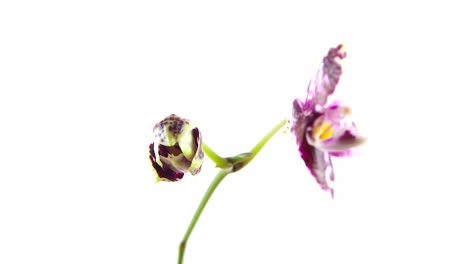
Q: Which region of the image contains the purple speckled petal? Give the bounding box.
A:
[298,138,335,197]
[188,128,204,175]
[149,143,184,182]
[292,99,309,146]
[309,44,346,107]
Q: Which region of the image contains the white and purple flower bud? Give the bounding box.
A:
[149,114,204,182]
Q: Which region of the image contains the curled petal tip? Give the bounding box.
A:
[311,44,348,107]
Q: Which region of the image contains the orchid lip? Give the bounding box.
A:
[306,126,366,152]
[320,134,366,151]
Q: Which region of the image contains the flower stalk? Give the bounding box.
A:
[201,143,231,169]
[178,169,229,264]
[177,118,288,264]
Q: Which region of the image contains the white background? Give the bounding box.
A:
[1,1,467,263]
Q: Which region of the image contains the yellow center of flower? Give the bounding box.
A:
[312,121,334,141]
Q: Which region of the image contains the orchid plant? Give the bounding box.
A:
[149,44,365,264]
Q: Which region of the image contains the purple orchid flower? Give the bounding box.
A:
[291,45,365,197]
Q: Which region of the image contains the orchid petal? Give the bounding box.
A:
[298,141,335,195]
[310,44,347,107]
[149,143,184,182]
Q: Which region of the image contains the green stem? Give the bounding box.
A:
[178,169,229,264]
[250,118,288,157]
[234,118,288,171]
[202,143,231,169]
[178,118,289,264]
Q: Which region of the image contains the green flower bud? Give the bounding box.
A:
[149,114,204,182]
